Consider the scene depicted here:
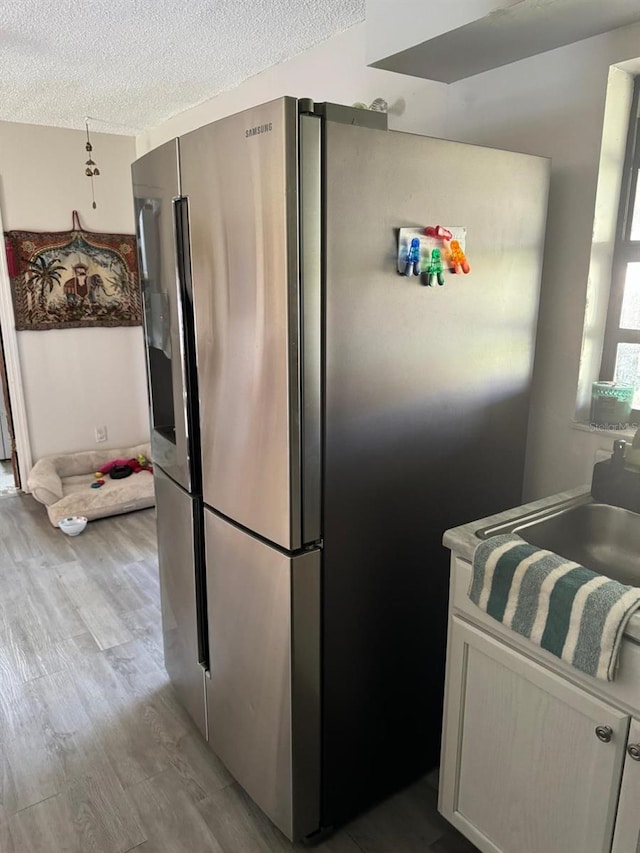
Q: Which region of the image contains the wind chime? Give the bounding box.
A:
[84,119,100,209]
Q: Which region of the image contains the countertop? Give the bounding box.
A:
[442,485,589,562]
[442,485,640,645]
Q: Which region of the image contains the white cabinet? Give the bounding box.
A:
[439,618,629,853]
[612,718,640,853]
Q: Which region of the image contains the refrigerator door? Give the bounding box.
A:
[132,139,198,493]
[181,98,306,550]
[320,120,549,825]
[204,508,321,841]
[154,465,207,739]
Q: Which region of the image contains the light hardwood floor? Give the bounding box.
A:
[0,460,16,493]
[0,494,478,853]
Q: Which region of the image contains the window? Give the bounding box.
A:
[601,77,640,412]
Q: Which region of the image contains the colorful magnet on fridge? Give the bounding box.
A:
[404,237,421,276]
[447,239,471,274]
[424,248,445,286]
[424,225,453,241]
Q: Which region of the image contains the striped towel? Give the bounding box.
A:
[470,534,640,681]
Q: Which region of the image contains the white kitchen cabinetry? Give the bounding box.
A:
[439,618,629,853]
[612,718,640,853]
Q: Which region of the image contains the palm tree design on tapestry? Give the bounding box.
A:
[26,255,66,315]
[5,226,141,331]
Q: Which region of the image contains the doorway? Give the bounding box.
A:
[0,326,18,492]
[0,204,33,492]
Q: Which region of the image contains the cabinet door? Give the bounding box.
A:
[439,618,628,853]
[612,718,640,853]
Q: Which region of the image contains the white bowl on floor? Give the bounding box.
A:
[58,516,88,536]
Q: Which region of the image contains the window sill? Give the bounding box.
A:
[571,419,638,439]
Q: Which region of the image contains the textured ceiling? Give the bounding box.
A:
[0,0,365,134]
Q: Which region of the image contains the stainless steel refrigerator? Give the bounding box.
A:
[132,98,549,842]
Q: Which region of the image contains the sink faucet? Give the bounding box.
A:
[624,429,640,470]
[592,437,640,512]
[612,439,626,467]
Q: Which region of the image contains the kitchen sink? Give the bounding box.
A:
[477,498,640,587]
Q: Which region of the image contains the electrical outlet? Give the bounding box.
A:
[95,425,107,443]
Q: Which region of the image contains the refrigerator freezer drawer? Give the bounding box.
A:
[204,508,321,841]
[154,466,207,739]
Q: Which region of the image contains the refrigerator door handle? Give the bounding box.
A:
[172,196,202,494]
[193,502,210,672]
[171,197,193,358]
[173,197,209,673]
[299,113,322,546]
[173,197,195,304]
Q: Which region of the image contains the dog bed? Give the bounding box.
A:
[28,442,155,527]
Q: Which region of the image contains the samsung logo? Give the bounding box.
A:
[245,122,273,138]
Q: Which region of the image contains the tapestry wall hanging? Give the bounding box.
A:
[4,212,142,331]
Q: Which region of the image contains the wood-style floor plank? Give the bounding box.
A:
[0,804,16,853]
[71,551,156,616]
[103,639,233,798]
[121,559,161,609]
[10,776,146,853]
[0,495,477,853]
[1,680,64,814]
[119,604,165,669]
[0,615,23,708]
[67,650,169,788]
[0,617,88,685]
[89,514,156,566]
[56,560,135,650]
[345,781,456,853]
[429,832,480,853]
[127,767,225,853]
[197,782,364,853]
[12,558,89,640]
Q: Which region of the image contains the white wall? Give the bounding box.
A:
[136,23,448,155]
[444,22,640,500]
[0,121,149,460]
